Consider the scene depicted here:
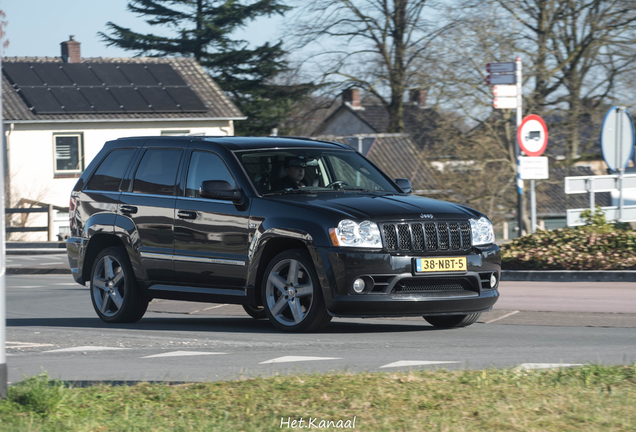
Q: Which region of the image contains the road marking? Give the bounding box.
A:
[44,346,130,353]
[55,283,80,286]
[188,304,228,314]
[259,356,342,364]
[379,360,461,368]
[40,262,61,265]
[484,310,520,324]
[7,341,55,348]
[11,286,45,289]
[142,351,228,359]
[517,363,583,370]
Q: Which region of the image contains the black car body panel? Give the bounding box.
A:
[67,136,501,328]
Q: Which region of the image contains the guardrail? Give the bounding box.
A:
[5,199,69,241]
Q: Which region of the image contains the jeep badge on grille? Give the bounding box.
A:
[420,214,433,219]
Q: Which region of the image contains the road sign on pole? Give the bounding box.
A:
[486,74,516,85]
[517,114,548,157]
[493,97,517,109]
[493,85,517,97]
[486,62,516,73]
[519,156,549,179]
[601,106,635,171]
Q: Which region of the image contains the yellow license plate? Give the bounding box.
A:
[416,257,467,273]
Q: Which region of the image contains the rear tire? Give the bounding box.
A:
[90,246,148,323]
[424,312,482,328]
[262,249,332,332]
[242,304,267,319]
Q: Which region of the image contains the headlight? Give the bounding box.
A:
[470,217,495,246]
[330,219,382,248]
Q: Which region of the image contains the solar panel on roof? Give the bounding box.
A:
[31,63,73,86]
[81,87,123,112]
[118,64,158,85]
[19,87,65,114]
[5,61,208,115]
[165,87,207,112]
[50,87,94,113]
[109,87,153,112]
[137,87,179,112]
[146,64,186,86]
[60,64,102,86]
[89,64,131,85]
[2,63,44,86]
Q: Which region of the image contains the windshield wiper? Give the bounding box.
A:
[262,188,315,196]
[340,188,394,194]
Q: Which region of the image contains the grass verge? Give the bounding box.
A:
[1,365,635,431]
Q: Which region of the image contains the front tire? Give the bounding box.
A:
[424,313,482,328]
[262,249,332,332]
[90,246,148,323]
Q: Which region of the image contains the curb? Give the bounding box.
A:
[502,270,636,282]
[7,249,67,255]
[7,268,71,275]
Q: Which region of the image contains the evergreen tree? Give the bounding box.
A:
[100,0,312,135]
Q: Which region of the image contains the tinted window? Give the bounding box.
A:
[86,149,135,191]
[186,151,236,198]
[133,149,183,195]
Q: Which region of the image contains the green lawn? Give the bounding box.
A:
[1,365,635,431]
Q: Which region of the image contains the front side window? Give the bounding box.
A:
[186,151,236,198]
[54,134,83,174]
[133,149,183,196]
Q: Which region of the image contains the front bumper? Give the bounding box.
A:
[317,244,501,318]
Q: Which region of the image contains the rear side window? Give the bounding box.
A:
[86,149,136,191]
[133,149,183,196]
[185,151,236,198]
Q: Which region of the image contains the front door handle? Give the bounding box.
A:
[177,210,197,220]
[120,205,138,214]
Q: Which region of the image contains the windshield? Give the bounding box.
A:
[237,149,401,195]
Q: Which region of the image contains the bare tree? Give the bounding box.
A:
[288,0,451,133]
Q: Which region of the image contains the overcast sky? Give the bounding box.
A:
[1,0,285,58]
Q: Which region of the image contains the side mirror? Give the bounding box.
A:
[200,180,242,203]
[394,178,412,194]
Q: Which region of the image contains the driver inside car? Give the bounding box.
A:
[271,156,309,190]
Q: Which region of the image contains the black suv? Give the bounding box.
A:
[67,136,500,332]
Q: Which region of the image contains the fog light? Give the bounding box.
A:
[490,273,497,288]
[353,278,366,293]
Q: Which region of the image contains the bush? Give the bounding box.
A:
[502,208,636,270]
[4,374,66,417]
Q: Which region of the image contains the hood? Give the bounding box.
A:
[265,192,482,221]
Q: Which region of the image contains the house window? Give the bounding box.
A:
[54,134,83,175]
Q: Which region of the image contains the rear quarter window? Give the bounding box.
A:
[86,149,136,191]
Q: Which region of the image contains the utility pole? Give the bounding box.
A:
[1,50,7,399]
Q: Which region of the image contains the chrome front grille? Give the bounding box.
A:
[382,221,471,253]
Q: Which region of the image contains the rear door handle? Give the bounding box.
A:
[177,210,197,220]
[120,205,138,214]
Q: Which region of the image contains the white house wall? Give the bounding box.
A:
[6,119,234,241]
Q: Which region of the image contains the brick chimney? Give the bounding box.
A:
[342,89,362,109]
[410,89,427,107]
[61,36,81,63]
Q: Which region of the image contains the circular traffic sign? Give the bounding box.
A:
[517,114,548,156]
[601,106,635,171]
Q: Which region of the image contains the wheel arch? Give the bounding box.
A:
[81,234,127,283]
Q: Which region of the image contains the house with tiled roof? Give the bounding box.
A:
[312,89,432,134]
[2,36,244,239]
[315,133,440,193]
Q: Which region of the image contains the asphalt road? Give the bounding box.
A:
[5,275,636,385]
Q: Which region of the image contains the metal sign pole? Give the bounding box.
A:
[531,179,536,232]
[618,108,624,222]
[0,51,7,399]
[516,57,523,235]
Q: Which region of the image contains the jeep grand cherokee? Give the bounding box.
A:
[66,136,500,332]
